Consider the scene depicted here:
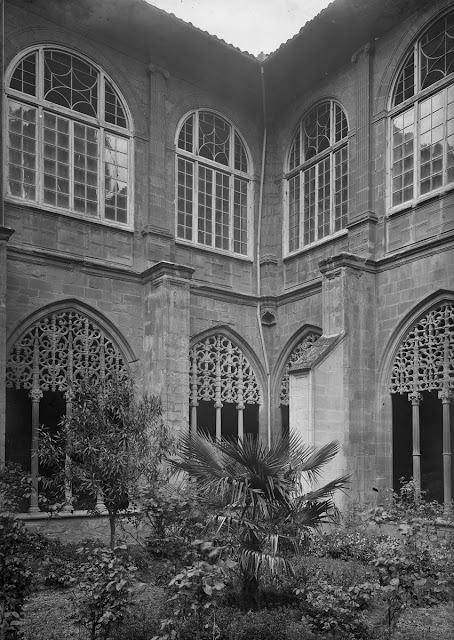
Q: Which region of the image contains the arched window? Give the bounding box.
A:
[285,100,348,253]
[390,303,454,508]
[189,334,262,441]
[6,47,132,225]
[6,309,128,512]
[278,333,320,435]
[390,11,454,209]
[176,110,252,257]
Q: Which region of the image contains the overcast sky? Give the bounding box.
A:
[145,0,333,55]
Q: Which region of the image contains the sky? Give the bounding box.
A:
[145,0,333,56]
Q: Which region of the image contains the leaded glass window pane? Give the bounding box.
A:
[177,157,194,240]
[302,165,316,246]
[421,13,454,91]
[317,157,331,239]
[10,53,36,96]
[233,177,248,255]
[104,80,127,129]
[303,103,331,161]
[393,51,415,107]
[234,133,248,173]
[447,85,454,184]
[176,110,250,256]
[44,50,98,117]
[391,109,415,206]
[215,172,230,251]
[334,146,348,232]
[334,103,348,142]
[198,112,230,166]
[419,93,444,195]
[198,165,213,246]
[178,114,194,152]
[288,175,300,253]
[104,134,129,223]
[43,112,70,209]
[289,129,301,171]
[7,101,37,201]
[74,123,99,215]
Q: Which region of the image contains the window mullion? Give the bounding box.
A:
[229,173,234,253]
[69,119,74,212]
[444,87,448,190]
[299,170,303,250]
[100,128,104,220]
[415,102,420,200]
[330,151,334,235]
[194,161,199,245]
[212,168,217,249]
[314,163,319,243]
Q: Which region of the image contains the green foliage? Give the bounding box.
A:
[0,463,33,514]
[171,431,349,607]
[39,373,172,547]
[297,571,377,638]
[153,540,235,640]
[138,483,206,562]
[223,608,314,640]
[0,516,33,639]
[72,545,137,640]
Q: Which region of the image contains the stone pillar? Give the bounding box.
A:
[348,43,378,260]
[439,389,452,512]
[0,227,14,465]
[319,252,377,504]
[409,391,422,501]
[142,262,194,435]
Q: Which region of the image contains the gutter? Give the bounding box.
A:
[256,64,271,448]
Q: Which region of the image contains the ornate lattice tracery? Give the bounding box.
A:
[390,303,454,394]
[279,333,320,406]
[6,310,127,393]
[189,334,261,407]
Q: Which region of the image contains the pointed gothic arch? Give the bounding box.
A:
[189,329,263,441]
[387,296,454,509]
[5,302,132,513]
[273,327,322,438]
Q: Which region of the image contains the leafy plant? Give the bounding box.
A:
[170,432,349,609]
[0,516,33,639]
[0,463,33,514]
[39,373,173,547]
[154,540,235,640]
[73,545,137,640]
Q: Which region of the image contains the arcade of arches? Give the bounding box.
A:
[4,303,454,513]
[390,303,454,509]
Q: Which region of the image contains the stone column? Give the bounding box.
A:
[0,227,14,465]
[439,388,452,512]
[319,252,377,504]
[409,391,422,501]
[142,262,194,435]
[348,43,378,259]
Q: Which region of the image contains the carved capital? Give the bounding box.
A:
[29,389,43,402]
[351,42,372,64]
[438,388,452,403]
[408,391,422,405]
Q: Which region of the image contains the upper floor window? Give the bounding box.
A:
[285,100,348,254]
[390,11,454,209]
[176,110,252,257]
[6,47,132,226]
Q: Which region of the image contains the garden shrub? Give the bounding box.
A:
[224,608,314,640]
[0,516,33,639]
[73,544,137,640]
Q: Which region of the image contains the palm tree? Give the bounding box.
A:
[171,431,350,609]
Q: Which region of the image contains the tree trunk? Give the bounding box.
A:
[109,512,116,549]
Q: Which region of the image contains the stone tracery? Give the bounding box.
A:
[189,334,261,440]
[279,333,320,406]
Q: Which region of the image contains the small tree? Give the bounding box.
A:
[39,373,172,548]
[171,431,350,609]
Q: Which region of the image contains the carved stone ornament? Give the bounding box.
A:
[6,310,127,393]
[390,303,454,394]
[279,333,320,406]
[189,334,262,408]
